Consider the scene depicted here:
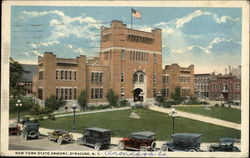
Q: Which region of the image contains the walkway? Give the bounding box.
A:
[149,106,241,130]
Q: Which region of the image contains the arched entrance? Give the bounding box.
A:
[134,88,143,102]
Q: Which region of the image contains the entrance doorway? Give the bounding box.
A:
[134,88,143,102]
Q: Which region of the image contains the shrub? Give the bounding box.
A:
[44,95,66,113]
[221,103,225,107]
[48,114,55,120]
[162,101,174,108]
[9,97,35,112]
[119,99,130,107]
[106,89,119,107]
[215,103,219,107]
[38,115,44,120]
[228,104,231,108]
[78,90,87,110]
[87,104,111,110]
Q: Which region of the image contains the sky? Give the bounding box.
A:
[11,6,242,74]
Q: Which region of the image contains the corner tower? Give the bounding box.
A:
[99,20,163,103]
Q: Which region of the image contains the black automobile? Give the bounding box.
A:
[76,127,111,150]
[22,122,40,140]
[208,138,240,152]
[161,133,202,152]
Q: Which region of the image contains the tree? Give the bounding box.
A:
[44,95,66,113]
[78,90,87,110]
[106,89,119,107]
[155,92,164,106]
[171,86,184,104]
[10,58,29,98]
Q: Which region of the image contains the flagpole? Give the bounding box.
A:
[131,8,133,29]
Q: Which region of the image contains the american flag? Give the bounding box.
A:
[132,9,141,19]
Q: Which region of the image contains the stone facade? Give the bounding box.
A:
[32,20,195,106]
[194,73,216,99]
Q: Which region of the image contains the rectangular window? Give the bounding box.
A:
[130,51,132,60]
[153,73,157,83]
[121,72,124,82]
[69,71,72,80]
[95,88,99,99]
[153,54,157,63]
[74,71,76,80]
[39,71,44,80]
[61,89,64,100]
[69,89,72,100]
[91,88,94,99]
[56,88,59,100]
[121,49,125,60]
[65,71,68,80]
[74,88,77,100]
[162,89,166,97]
[56,71,59,80]
[61,71,64,80]
[95,73,99,83]
[65,89,68,100]
[166,88,169,97]
[100,73,103,83]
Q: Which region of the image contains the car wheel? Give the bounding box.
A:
[28,130,38,138]
[57,137,63,145]
[118,142,125,150]
[188,148,197,152]
[161,145,168,151]
[94,143,101,151]
[151,141,156,150]
[140,146,147,151]
[208,147,214,152]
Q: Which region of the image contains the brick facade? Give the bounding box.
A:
[33,20,195,106]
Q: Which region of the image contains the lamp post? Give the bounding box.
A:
[169,108,177,134]
[220,94,224,106]
[139,92,144,107]
[15,99,22,123]
[71,104,77,132]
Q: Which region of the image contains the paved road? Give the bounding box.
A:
[149,105,241,130]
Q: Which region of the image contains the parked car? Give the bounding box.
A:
[161,133,202,152]
[48,130,73,145]
[118,131,156,151]
[9,123,21,135]
[208,138,240,152]
[22,122,40,140]
[76,127,111,150]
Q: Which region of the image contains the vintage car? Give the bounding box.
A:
[208,138,240,152]
[22,122,40,140]
[118,131,156,151]
[9,123,21,135]
[161,133,202,152]
[48,130,73,145]
[76,127,111,150]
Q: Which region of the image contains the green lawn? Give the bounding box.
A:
[175,106,241,124]
[9,110,32,120]
[40,109,240,142]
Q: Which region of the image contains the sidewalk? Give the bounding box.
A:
[149,106,241,130]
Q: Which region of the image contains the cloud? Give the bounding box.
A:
[170,37,237,54]
[31,50,43,57]
[73,47,86,55]
[67,44,73,49]
[175,10,239,29]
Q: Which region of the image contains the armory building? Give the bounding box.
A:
[32,20,194,107]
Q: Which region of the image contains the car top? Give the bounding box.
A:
[85,127,110,133]
[9,123,18,128]
[172,133,202,139]
[131,131,155,137]
[219,138,236,143]
[24,122,40,126]
[54,130,69,134]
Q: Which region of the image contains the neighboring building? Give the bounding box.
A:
[163,64,195,99]
[21,64,38,96]
[209,74,241,101]
[194,73,216,99]
[228,65,241,79]
[32,20,194,107]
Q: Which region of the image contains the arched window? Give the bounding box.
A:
[133,74,138,82]
[139,74,144,82]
